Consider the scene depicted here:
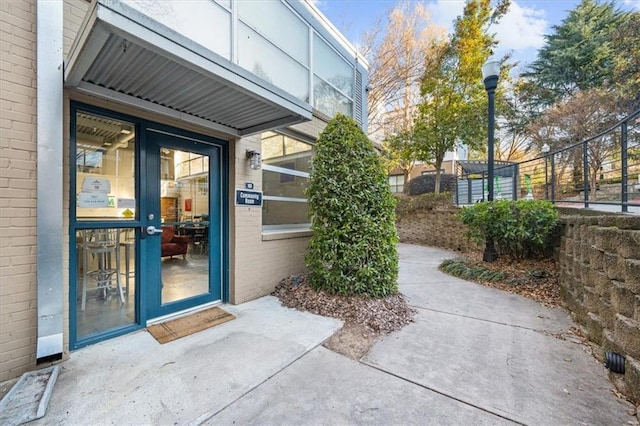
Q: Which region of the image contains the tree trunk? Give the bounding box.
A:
[433,158,444,194]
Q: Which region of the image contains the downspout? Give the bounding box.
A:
[36,0,64,361]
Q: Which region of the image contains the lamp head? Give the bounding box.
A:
[482,56,501,80]
[541,143,550,154]
[482,56,501,91]
[246,150,261,170]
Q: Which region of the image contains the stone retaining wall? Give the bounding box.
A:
[395,208,481,253]
[558,216,640,402]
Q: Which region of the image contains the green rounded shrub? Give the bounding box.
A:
[459,200,559,259]
[305,114,398,297]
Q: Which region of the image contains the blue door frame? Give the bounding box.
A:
[69,103,229,350]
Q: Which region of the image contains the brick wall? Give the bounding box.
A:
[396,208,481,253]
[0,0,38,382]
[558,216,640,401]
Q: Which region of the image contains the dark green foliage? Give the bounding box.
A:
[407,174,456,195]
[524,0,639,108]
[395,192,454,217]
[459,200,559,259]
[305,114,399,297]
[439,258,506,282]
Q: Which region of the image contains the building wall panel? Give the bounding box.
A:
[0,0,38,383]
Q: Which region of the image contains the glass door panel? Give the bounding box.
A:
[75,227,137,339]
[159,148,210,305]
[146,129,221,318]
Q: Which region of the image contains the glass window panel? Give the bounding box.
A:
[263,170,308,198]
[237,0,309,65]
[76,227,136,339]
[389,175,404,193]
[262,132,285,160]
[313,76,353,118]
[76,112,136,220]
[238,23,310,102]
[125,0,231,59]
[214,0,230,10]
[284,136,313,155]
[313,34,353,96]
[263,200,310,226]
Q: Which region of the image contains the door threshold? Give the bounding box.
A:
[147,300,222,326]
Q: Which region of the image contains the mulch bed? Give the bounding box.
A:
[456,253,562,308]
[272,275,416,334]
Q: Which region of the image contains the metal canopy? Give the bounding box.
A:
[65,0,312,137]
[457,160,517,177]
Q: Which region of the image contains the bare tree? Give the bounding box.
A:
[361,2,445,191]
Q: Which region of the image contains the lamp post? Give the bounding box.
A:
[482,56,500,262]
[541,143,550,200]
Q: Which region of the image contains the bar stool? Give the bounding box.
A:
[119,229,135,298]
[80,229,125,311]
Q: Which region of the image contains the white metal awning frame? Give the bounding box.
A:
[65,0,312,137]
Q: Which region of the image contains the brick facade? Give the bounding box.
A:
[0,0,38,383]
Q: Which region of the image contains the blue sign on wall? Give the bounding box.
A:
[235,189,263,207]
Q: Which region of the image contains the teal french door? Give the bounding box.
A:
[144,128,223,318]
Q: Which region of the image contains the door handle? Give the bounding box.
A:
[146,225,163,235]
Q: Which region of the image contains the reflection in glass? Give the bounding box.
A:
[313,34,353,95]
[238,23,309,102]
[125,0,231,59]
[313,76,353,118]
[237,0,309,65]
[76,228,136,339]
[263,200,310,226]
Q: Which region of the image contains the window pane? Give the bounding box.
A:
[76,228,136,339]
[238,23,310,102]
[237,0,309,65]
[263,200,310,226]
[125,0,231,59]
[313,76,353,118]
[313,34,353,96]
[262,132,284,160]
[76,112,136,220]
[263,170,308,199]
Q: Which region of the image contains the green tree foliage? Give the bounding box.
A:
[414,0,510,193]
[459,200,559,259]
[305,114,399,297]
[524,0,639,110]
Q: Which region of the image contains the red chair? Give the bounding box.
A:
[161,226,189,259]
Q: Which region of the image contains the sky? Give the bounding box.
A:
[313,0,640,72]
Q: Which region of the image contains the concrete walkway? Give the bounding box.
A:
[32,244,636,425]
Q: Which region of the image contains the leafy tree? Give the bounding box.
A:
[305,114,398,297]
[524,0,637,108]
[414,0,511,193]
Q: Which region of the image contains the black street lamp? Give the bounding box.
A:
[482,56,500,262]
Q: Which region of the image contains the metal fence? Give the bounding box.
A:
[456,109,640,214]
